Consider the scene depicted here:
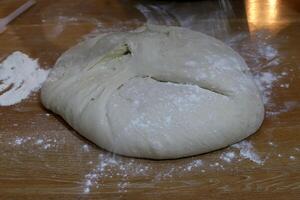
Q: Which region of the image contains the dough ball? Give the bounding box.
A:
[41,24,264,159]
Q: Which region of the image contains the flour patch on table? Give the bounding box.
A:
[266,101,299,116]
[289,155,296,160]
[48,23,65,38]
[83,153,152,193]
[82,144,90,152]
[220,151,236,163]
[232,141,265,165]
[8,135,58,150]
[0,52,49,106]
[81,141,267,194]
[226,31,295,117]
[253,71,278,104]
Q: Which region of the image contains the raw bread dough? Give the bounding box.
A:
[41,24,264,159]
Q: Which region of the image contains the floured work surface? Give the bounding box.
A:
[0,0,299,199]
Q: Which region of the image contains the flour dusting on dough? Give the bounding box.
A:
[119,3,293,116]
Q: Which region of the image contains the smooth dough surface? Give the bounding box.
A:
[41,24,264,159]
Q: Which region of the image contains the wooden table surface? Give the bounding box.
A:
[0,0,299,199]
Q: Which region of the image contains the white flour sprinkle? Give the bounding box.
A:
[280,83,289,88]
[258,43,278,61]
[0,51,49,106]
[35,139,44,145]
[182,159,203,171]
[289,156,296,160]
[233,32,294,117]
[220,151,236,163]
[232,141,264,164]
[81,144,271,194]
[83,187,90,194]
[14,136,31,145]
[82,144,90,152]
[225,32,284,110]
[268,141,276,147]
[43,144,51,149]
[83,153,152,193]
[28,132,293,195]
[254,72,278,104]
[9,136,58,150]
[266,101,298,116]
[49,23,64,38]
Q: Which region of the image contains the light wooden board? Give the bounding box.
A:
[0,0,299,199]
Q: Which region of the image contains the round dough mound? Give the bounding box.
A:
[41,24,264,159]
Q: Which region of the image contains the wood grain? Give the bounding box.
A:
[0,0,299,199]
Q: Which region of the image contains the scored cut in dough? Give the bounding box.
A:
[41,24,264,159]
